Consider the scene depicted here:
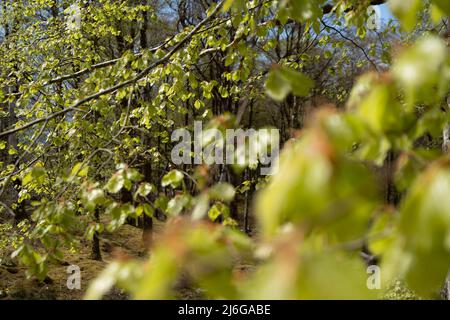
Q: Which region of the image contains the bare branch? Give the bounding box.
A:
[320,19,379,73]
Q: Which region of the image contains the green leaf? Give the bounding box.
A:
[390,0,423,31]
[381,161,450,297]
[209,182,236,202]
[85,261,140,300]
[134,183,155,199]
[280,67,315,97]
[288,0,322,23]
[136,205,144,217]
[265,68,291,102]
[83,188,106,212]
[208,202,230,222]
[88,189,105,205]
[256,127,377,238]
[71,162,89,177]
[265,67,314,102]
[136,203,154,218]
[105,173,125,193]
[143,203,154,217]
[223,0,245,12]
[161,170,184,188]
[194,100,203,110]
[22,166,46,186]
[432,0,450,16]
[192,193,210,220]
[154,195,169,212]
[218,86,229,98]
[166,195,190,216]
[126,168,143,182]
[392,36,448,106]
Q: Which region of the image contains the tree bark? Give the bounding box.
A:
[91,208,102,261]
[142,156,153,249]
[441,95,450,299]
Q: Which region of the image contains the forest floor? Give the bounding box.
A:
[0,220,187,300]
[0,218,419,300]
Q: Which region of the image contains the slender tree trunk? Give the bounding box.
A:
[243,168,253,234]
[140,0,149,49]
[139,8,153,244]
[385,151,400,205]
[442,96,450,300]
[91,208,102,261]
[142,153,153,249]
[1,1,20,220]
[442,123,450,154]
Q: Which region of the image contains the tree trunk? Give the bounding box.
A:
[243,168,253,234]
[91,209,102,261]
[442,96,450,300]
[142,158,153,249]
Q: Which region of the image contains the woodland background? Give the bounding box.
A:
[0,0,449,300]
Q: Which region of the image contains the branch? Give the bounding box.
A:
[0,1,225,139]
[46,36,175,85]
[320,19,379,73]
[7,1,272,95]
[0,119,48,200]
[0,201,15,218]
[322,0,386,15]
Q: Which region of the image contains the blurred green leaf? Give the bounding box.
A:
[161,170,184,188]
